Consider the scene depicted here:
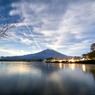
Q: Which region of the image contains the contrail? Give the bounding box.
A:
[18,3,42,51]
[24,25,42,51]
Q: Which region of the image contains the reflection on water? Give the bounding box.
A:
[69,64,75,70]
[59,63,63,69]
[0,62,95,95]
[82,64,86,72]
[58,63,89,72]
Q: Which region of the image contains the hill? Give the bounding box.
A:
[1,49,70,60]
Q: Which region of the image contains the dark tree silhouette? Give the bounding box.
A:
[91,43,95,52]
[0,15,19,38]
[0,23,14,37]
[83,43,95,60]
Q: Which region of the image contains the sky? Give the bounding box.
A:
[0,0,95,56]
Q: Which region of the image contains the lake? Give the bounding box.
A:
[0,61,95,95]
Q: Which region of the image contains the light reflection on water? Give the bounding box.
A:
[58,63,88,72]
[0,62,95,95]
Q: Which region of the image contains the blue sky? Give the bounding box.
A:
[0,0,95,56]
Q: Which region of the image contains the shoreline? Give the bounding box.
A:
[0,60,95,64]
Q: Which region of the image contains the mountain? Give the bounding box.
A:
[1,49,70,60]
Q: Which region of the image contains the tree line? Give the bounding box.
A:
[83,43,95,60]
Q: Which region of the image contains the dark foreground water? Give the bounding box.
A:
[0,62,95,95]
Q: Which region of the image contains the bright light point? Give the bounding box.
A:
[69,59,75,62]
[59,63,63,69]
[82,64,86,72]
[59,60,62,63]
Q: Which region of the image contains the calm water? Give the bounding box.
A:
[0,62,95,95]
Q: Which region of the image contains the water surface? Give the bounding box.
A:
[0,62,95,95]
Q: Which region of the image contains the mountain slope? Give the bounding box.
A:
[22,49,68,59]
[1,49,69,60]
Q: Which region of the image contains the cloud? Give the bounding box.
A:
[3,0,95,56]
[0,48,30,56]
[9,0,71,29]
[19,37,32,45]
[4,30,33,45]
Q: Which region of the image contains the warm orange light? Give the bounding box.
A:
[59,60,62,63]
[69,59,75,62]
[82,64,86,72]
[69,64,75,70]
[59,63,63,69]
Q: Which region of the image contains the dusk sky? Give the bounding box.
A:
[0,0,95,56]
